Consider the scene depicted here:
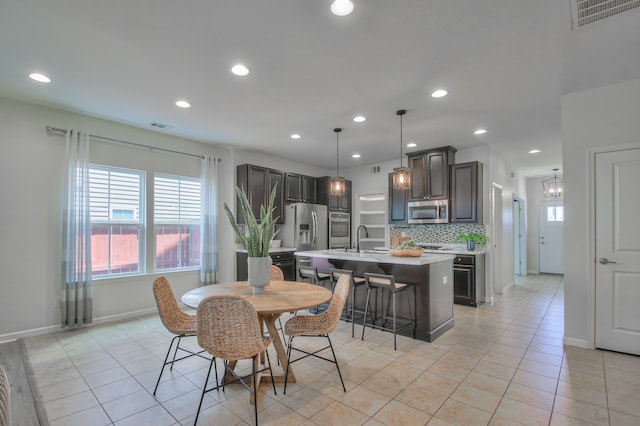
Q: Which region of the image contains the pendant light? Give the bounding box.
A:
[542,168,563,198]
[331,128,346,196]
[392,109,411,190]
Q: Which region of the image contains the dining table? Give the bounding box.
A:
[181,280,333,402]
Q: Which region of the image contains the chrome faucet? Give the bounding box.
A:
[355,225,369,252]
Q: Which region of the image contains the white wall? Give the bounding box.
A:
[561,78,640,348]
[0,97,338,341]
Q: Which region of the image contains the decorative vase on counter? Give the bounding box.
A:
[247,256,272,294]
[467,241,476,251]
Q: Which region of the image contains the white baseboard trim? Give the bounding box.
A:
[563,337,592,349]
[527,269,539,275]
[0,307,159,344]
[484,296,494,304]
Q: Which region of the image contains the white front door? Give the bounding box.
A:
[539,201,564,274]
[595,148,640,355]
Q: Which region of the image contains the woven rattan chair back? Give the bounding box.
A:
[321,274,349,332]
[153,276,194,335]
[197,295,267,361]
[0,365,9,426]
[270,265,284,281]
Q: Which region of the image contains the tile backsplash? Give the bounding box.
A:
[390,224,486,244]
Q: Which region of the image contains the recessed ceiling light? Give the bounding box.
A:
[331,0,354,16]
[529,149,541,154]
[353,115,366,122]
[407,142,417,148]
[474,129,487,135]
[352,153,361,158]
[175,100,191,108]
[231,64,250,76]
[431,89,448,98]
[290,134,301,139]
[29,73,50,83]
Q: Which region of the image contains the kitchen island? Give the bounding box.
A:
[295,249,455,342]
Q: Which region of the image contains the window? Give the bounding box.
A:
[546,205,564,222]
[154,174,201,270]
[89,166,144,277]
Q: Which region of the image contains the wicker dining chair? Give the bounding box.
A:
[270,265,288,342]
[195,295,276,426]
[0,365,9,426]
[152,276,216,396]
[283,274,350,394]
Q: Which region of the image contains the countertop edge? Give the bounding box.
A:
[294,249,454,266]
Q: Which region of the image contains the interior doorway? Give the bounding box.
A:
[490,183,503,296]
[538,200,564,274]
[513,197,526,276]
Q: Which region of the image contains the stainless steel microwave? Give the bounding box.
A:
[407,200,449,224]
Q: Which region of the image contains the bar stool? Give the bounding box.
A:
[361,272,416,350]
[329,268,368,338]
[297,266,332,314]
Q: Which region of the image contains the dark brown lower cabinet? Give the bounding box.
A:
[236,251,296,281]
[453,253,485,307]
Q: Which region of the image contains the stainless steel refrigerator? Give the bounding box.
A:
[280,203,328,252]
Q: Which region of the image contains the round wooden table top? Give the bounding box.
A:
[181,281,333,315]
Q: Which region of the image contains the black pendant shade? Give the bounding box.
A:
[330,128,346,196]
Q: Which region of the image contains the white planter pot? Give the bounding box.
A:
[247,256,272,295]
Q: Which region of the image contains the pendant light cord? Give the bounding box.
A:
[397,109,406,168]
[334,128,342,176]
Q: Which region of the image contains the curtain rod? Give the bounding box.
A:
[46,125,213,161]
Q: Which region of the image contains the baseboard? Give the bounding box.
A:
[563,336,591,349]
[17,338,50,426]
[0,307,159,344]
[484,296,494,304]
[503,281,514,293]
[527,269,539,275]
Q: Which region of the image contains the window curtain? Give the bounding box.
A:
[61,129,93,327]
[200,156,219,285]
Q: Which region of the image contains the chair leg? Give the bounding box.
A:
[392,292,397,350]
[264,349,277,396]
[326,335,346,392]
[194,357,215,426]
[284,336,294,394]
[351,284,356,338]
[170,335,182,370]
[153,334,179,395]
[252,355,259,426]
[361,288,372,341]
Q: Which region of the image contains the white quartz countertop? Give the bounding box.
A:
[295,249,454,266]
[236,247,296,254]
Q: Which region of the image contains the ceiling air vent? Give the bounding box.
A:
[150,122,172,129]
[370,166,381,173]
[571,0,640,29]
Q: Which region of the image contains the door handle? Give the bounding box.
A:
[599,258,617,265]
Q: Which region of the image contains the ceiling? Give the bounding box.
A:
[0,1,632,177]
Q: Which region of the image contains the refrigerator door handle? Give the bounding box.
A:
[312,210,317,248]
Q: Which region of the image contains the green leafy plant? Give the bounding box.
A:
[224,183,279,257]
[455,232,487,245]
[392,239,417,250]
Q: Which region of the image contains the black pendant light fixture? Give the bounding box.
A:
[542,168,563,198]
[392,109,411,190]
[330,128,346,196]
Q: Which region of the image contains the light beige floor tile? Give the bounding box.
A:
[607,392,640,417]
[552,395,609,425]
[488,343,527,358]
[84,365,132,388]
[549,411,594,425]
[413,371,462,397]
[44,391,100,421]
[518,359,560,379]
[309,400,370,425]
[187,402,243,425]
[556,379,607,407]
[379,361,424,385]
[524,349,563,367]
[504,382,555,411]
[609,409,640,426]
[562,357,604,376]
[372,400,432,426]
[243,401,307,426]
[434,398,492,426]
[603,351,640,373]
[482,350,522,368]
[450,383,502,413]
[49,405,112,426]
[339,385,391,417]
[462,371,509,396]
[40,377,90,403]
[279,386,334,418]
[488,416,526,426]
[605,376,640,396]
[559,367,606,390]
[114,404,176,426]
[152,375,198,403]
[394,383,447,415]
[161,388,217,421]
[494,397,551,426]
[360,371,407,398]
[93,376,144,404]
[604,366,640,386]
[427,360,471,382]
[102,389,159,422]
[473,359,516,381]
[440,351,480,370]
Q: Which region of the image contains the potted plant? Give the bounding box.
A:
[455,232,487,251]
[224,183,279,294]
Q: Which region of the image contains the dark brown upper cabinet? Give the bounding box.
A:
[408,146,457,201]
[236,164,284,224]
[285,173,317,203]
[450,161,483,223]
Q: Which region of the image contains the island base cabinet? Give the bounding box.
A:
[309,257,455,342]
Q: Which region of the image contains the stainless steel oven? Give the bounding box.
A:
[407,200,449,224]
[328,212,351,249]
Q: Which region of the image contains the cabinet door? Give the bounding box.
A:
[388,173,408,224]
[339,180,352,211]
[267,170,284,224]
[285,173,302,202]
[426,151,448,200]
[454,265,475,305]
[409,155,427,200]
[450,162,481,223]
[247,166,267,220]
[302,176,317,203]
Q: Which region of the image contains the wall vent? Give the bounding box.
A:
[571,0,640,29]
[370,166,381,173]
[150,122,172,129]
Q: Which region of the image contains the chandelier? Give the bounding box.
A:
[542,168,563,198]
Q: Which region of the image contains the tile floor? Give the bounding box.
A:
[22,274,640,425]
